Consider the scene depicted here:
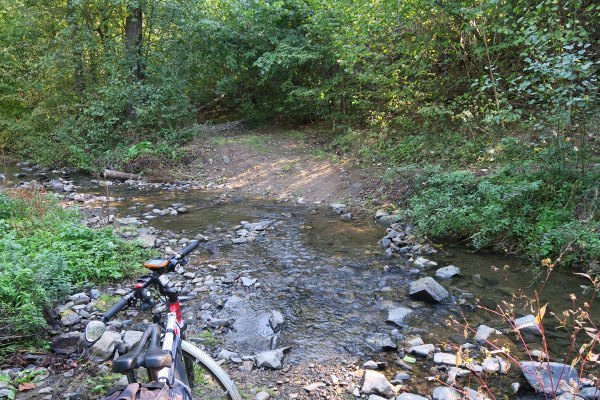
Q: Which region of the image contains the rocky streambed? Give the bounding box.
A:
[1,163,599,400]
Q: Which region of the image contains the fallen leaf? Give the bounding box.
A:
[18,382,36,391]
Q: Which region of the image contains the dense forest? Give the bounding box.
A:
[0,0,598,269]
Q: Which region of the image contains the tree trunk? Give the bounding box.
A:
[125,1,144,121]
[67,0,84,96]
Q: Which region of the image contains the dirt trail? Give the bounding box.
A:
[176,123,383,206]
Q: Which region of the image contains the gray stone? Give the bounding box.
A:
[61,312,81,326]
[433,352,457,365]
[52,332,83,355]
[482,357,500,373]
[408,277,449,303]
[138,232,157,248]
[514,315,542,335]
[255,349,285,370]
[472,274,486,288]
[558,394,585,400]
[217,349,240,363]
[361,370,396,397]
[407,344,434,357]
[116,217,139,225]
[269,310,285,333]
[122,331,144,348]
[232,237,247,244]
[396,394,428,400]
[579,387,600,400]
[303,382,326,392]
[241,277,257,287]
[90,331,123,361]
[447,367,470,384]
[70,292,90,305]
[465,387,491,400]
[90,289,101,300]
[432,386,461,400]
[255,391,271,400]
[412,257,438,269]
[387,307,413,327]
[366,333,397,352]
[38,387,54,394]
[474,325,500,344]
[330,203,348,214]
[435,265,461,279]
[520,362,579,395]
[368,396,388,400]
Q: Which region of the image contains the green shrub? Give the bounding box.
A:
[404,165,599,269]
[0,190,151,342]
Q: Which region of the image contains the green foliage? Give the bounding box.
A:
[405,164,600,268]
[0,190,150,342]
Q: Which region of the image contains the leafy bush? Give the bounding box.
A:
[404,164,600,269]
[0,190,150,341]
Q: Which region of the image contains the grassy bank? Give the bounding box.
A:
[0,189,150,354]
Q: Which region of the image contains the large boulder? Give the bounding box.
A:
[520,362,579,395]
[361,370,396,398]
[409,277,449,303]
[435,265,461,280]
[52,332,84,355]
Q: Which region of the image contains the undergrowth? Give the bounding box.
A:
[0,189,150,352]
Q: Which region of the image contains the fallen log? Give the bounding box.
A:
[103,169,140,181]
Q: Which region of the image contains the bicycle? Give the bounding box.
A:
[84,240,242,400]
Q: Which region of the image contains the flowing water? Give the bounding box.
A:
[3,165,598,366]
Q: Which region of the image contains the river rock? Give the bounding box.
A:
[482,357,500,373]
[90,288,101,300]
[52,332,84,355]
[396,394,428,400]
[472,274,486,288]
[557,395,585,400]
[303,382,326,392]
[70,292,90,305]
[433,352,457,365]
[474,325,500,344]
[61,311,81,326]
[387,307,413,327]
[407,343,434,357]
[412,257,438,269]
[465,387,491,400]
[90,331,123,361]
[255,349,285,370]
[366,333,397,351]
[255,392,270,400]
[217,349,240,363]
[122,331,144,348]
[579,387,600,399]
[408,277,449,303]
[514,314,542,335]
[435,265,461,279]
[361,370,396,397]
[432,386,461,400]
[330,203,348,214]
[137,231,157,248]
[520,362,579,395]
[269,310,285,333]
[116,217,139,225]
[241,277,257,287]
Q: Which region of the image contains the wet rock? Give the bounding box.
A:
[255,392,270,400]
[412,257,438,269]
[408,277,449,303]
[396,394,428,400]
[90,331,123,361]
[52,332,84,355]
[387,307,413,327]
[361,370,396,397]
[432,386,461,400]
[433,352,457,365]
[330,203,348,214]
[340,212,353,221]
[407,344,434,357]
[269,310,285,333]
[270,334,282,350]
[520,362,579,395]
[90,289,101,300]
[255,348,286,370]
[366,333,397,352]
[472,274,486,288]
[116,217,139,225]
[482,357,500,373]
[474,325,500,344]
[435,265,461,280]
[514,315,542,335]
[447,367,470,384]
[303,382,326,392]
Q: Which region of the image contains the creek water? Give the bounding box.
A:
[3,165,598,367]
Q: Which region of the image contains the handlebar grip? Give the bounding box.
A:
[178,240,200,258]
[102,295,130,321]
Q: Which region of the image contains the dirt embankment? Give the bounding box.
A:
[173,123,407,209]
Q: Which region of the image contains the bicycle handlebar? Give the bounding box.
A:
[103,293,133,321]
[177,240,200,259]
